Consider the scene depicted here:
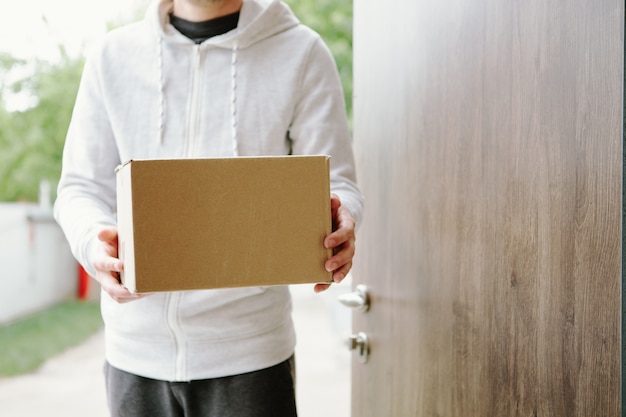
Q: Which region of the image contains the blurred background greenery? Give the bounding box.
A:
[0,300,102,376]
[0,0,353,202]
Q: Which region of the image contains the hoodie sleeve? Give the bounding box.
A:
[289,35,364,227]
[53,50,121,277]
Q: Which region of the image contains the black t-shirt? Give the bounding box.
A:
[169,11,240,44]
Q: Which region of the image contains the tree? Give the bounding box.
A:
[0,48,84,202]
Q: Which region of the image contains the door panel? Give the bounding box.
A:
[351,0,623,415]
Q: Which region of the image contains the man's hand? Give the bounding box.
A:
[92,227,146,303]
[315,194,356,293]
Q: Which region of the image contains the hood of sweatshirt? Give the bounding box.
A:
[148,0,300,49]
[145,0,301,149]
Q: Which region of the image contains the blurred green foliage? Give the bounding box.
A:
[0,0,353,202]
[0,300,102,376]
[0,50,84,202]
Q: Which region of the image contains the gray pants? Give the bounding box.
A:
[104,357,297,417]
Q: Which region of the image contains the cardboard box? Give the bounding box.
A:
[116,156,333,293]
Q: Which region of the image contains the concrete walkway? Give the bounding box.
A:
[0,284,352,417]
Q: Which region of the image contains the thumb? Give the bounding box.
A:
[98,227,118,244]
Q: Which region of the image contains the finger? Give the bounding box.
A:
[324,226,353,250]
[325,209,355,249]
[97,230,119,266]
[325,239,355,272]
[93,256,124,273]
[99,273,143,303]
[98,227,119,245]
[331,261,352,283]
[314,283,332,293]
[110,293,145,304]
[96,268,121,286]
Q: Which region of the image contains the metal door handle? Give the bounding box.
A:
[337,284,370,312]
[347,332,370,363]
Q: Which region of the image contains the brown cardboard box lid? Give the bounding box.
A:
[116,155,332,293]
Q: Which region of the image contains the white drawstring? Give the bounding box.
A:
[157,37,165,145]
[230,41,239,156]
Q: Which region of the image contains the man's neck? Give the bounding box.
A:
[172,0,243,22]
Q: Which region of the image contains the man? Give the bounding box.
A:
[54,0,363,415]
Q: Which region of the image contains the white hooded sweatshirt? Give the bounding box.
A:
[54,0,363,381]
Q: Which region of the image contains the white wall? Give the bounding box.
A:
[0,203,78,324]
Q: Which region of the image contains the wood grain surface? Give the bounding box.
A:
[351,0,623,415]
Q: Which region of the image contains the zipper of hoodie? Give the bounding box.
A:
[166,45,203,382]
[185,45,203,156]
[166,292,187,381]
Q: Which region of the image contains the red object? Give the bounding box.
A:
[78,264,90,300]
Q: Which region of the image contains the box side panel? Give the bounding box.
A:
[322,156,333,261]
[260,155,332,285]
[206,156,333,288]
[116,162,137,293]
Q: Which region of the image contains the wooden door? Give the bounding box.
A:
[351,0,623,416]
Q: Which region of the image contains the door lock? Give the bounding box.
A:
[347,332,370,363]
[338,284,370,312]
